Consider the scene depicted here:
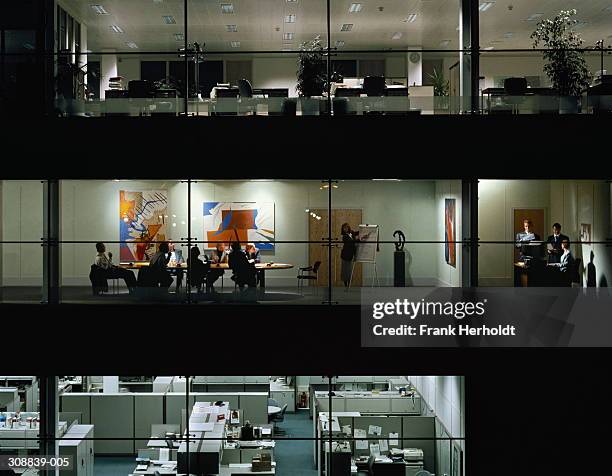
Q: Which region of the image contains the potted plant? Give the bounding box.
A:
[531,9,592,113]
[428,68,450,114]
[296,36,326,115]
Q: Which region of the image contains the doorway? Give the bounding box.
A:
[308,209,363,287]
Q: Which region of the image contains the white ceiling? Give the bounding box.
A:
[60,0,612,53]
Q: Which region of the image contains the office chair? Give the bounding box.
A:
[272,403,288,435]
[237,79,254,98]
[297,261,321,294]
[363,76,386,97]
[504,77,528,114]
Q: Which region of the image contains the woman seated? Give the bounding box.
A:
[245,243,261,263]
[228,241,257,289]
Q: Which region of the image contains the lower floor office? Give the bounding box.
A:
[0,375,465,476]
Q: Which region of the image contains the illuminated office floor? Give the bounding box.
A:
[92,412,317,476]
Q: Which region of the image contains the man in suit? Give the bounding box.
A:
[546,223,570,264]
[547,239,576,286]
[515,219,541,260]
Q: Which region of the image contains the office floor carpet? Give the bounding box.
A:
[92,411,317,476]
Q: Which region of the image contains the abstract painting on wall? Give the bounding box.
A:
[203,202,275,250]
[445,198,456,267]
[120,190,168,261]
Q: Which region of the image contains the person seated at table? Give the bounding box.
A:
[245,243,261,263]
[93,242,137,293]
[206,242,228,292]
[228,241,257,289]
[188,246,210,293]
[167,241,184,290]
[149,241,173,288]
[515,219,541,260]
[546,223,570,264]
[547,239,575,286]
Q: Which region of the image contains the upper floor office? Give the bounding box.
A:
[2,0,612,117]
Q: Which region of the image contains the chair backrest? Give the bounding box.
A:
[280,403,288,416]
[268,398,280,407]
[128,80,154,98]
[237,79,253,98]
[504,77,528,95]
[363,76,386,97]
[312,261,322,273]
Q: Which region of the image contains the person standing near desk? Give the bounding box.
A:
[93,242,137,293]
[515,219,541,259]
[340,223,359,288]
[546,223,569,264]
[207,242,228,293]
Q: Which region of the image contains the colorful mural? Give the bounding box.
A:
[120,190,168,261]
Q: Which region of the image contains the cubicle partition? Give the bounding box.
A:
[60,391,268,455]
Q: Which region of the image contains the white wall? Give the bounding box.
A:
[479,179,611,287]
[408,376,465,476]
[2,180,455,287]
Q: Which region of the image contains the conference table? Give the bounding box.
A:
[119,261,294,289]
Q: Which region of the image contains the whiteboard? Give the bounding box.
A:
[355,225,379,263]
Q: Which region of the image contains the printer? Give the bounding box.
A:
[390,448,424,476]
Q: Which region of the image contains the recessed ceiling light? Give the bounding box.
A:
[226,24,238,32]
[403,14,418,23]
[391,32,402,40]
[479,2,495,12]
[221,3,234,14]
[230,41,241,48]
[341,23,353,32]
[109,25,124,33]
[126,42,139,49]
[174,33,184,41]
[335,40,345,47]
[286,0,298,2]
[349,3,362,13]
[162,15,176,24]
[285,14,296,23]
[90,4,109,15]
[283,32,294,40]
[526,13,544,21]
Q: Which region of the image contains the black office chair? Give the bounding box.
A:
[237,79,254,98]
[504,77,528,114]
[272,403,288,435]
[128,80,155,98]
[363,76,387,97]
[297,261,321,294]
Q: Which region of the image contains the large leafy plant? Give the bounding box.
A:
[296,36,326,97]
[428,68,449,97]
[531,9,592,97]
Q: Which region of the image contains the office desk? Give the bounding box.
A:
[514,260,547,287]
[131,461,177,475]
[220,462,276,474]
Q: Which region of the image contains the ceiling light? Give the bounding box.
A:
[283,32,294,40]
[90,4,109,15]
[174,33,184,41]
[286,0,298,2]
[341,23,353,32]
[526,13,544,21]
[162,15,176,24]
[391,32,402,40]
[403,14,418,23]
[109,25,124,33]
[126,42,139,49]
[221,3,234,14]
[349,3,362,13]
[230,41,241,48]
[226,24,238,32]
[479,2,495,12]
[503,32,514,38]
[335,40,345,47]
[285,14,296,23]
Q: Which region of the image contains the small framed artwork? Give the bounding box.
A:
[580,223,592,244]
